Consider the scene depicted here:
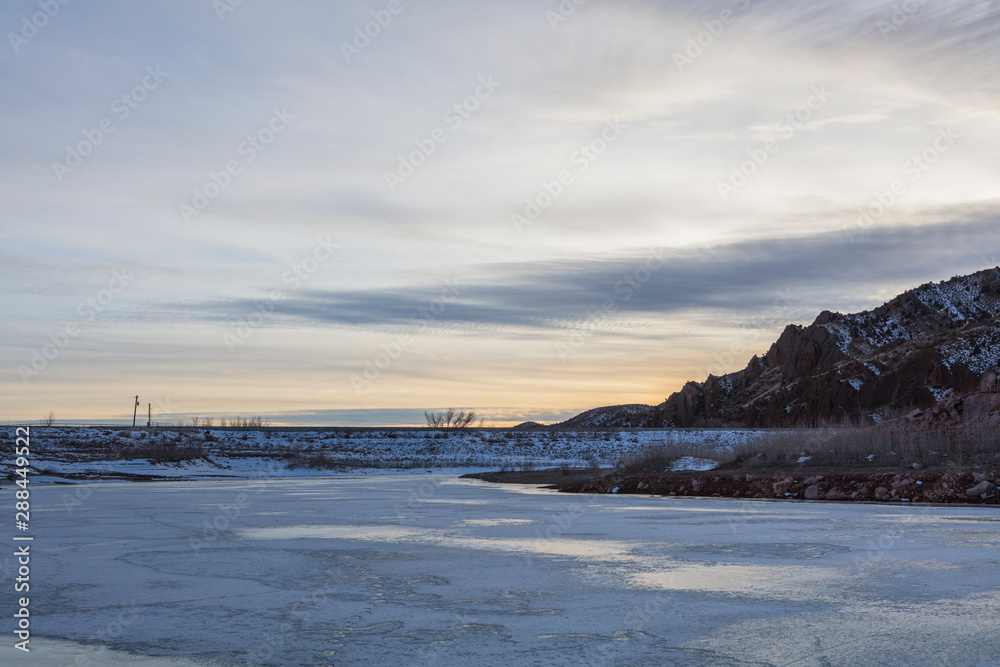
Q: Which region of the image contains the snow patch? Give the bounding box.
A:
[669,457,719,471]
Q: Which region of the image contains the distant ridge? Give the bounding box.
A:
[558,268,1000,428]
[551,404,654,429]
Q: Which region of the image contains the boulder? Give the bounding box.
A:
[772,476,794,495]
[804,484,823,500]
[966,480,995,497]
[824,487,847,500]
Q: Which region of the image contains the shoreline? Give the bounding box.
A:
[463,467,1000,504]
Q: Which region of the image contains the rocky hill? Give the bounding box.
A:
[560,268,1000,429]
[551,404,656,429]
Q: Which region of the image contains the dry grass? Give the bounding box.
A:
[619,420,1000,473]
[282,450,429,470]
[115,442,205,463]
[192,416,269,428]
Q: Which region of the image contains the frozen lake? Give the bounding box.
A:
[4,475,1000,665]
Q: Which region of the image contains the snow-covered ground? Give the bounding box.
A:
[3,427,777,482]
[3,476,999,665]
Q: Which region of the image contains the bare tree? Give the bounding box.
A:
[40,411,55,427]
[453,410,476,428]
[425,409,479,429]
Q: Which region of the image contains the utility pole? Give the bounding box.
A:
[147,403,151,428]
[133,395,139,427]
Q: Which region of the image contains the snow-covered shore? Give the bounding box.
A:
[2,426,778,483]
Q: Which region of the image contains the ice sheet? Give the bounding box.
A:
[3,475,999,665]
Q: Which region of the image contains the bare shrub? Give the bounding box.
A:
[425,408,478,429]
[116,441,205,463]
[222,416,269,429]
[287,452,341,470]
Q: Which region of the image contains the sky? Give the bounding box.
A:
[2,0,999,426]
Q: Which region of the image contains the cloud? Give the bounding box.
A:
[154,215,1000,335]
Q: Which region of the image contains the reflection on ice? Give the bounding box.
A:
[631,564,830,592]
[0,638,205,666]
[239,523,635,560]
[238,523,836,596]
[240,524,420,541]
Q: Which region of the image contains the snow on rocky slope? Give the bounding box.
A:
[564,268,1000,428]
